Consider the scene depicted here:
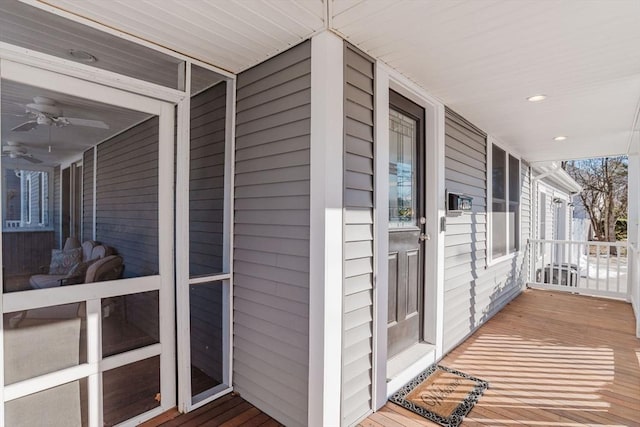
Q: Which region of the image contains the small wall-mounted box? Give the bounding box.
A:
[447,191,473,216]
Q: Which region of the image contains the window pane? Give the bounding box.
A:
[4,304,86,385]
[102,291,159,357]
[509,155,519,203]
[3,169,49,229]
[190,281,225,400]
[389,109,417,227]
[492,201,507,258]
[509,202,519,252]
[189,82,227,277]
[103,356,160,426]
[5,380,88,427]
[492,146,506,201]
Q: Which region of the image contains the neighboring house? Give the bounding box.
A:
[0,2,638,427]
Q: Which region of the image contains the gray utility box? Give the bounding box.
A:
[536,264,578,287]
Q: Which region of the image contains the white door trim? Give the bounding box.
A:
[373,63,446,410]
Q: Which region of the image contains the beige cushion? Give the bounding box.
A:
[29,274,67,289]
[81,240,96,262]
[85,255,123,283]
[62,236,80,251]
[89,245,114,261]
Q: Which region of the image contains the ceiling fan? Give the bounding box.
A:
[11,96,109,132]
[1,141,42,164]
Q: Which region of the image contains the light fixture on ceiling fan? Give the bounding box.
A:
[11,96,109,132]
[1,141,42,164]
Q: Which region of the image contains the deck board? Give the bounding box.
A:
[363,289,640,426]
[142,392,282,427]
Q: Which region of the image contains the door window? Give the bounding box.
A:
[389,109,417,227]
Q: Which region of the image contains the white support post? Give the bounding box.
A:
[373,64,389,411]
[308,31,344,427]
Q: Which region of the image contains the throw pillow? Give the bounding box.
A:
[49,248,83,275]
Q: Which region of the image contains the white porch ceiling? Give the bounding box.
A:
[37,0,640,163]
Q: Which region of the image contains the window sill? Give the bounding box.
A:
[486,251,519,268]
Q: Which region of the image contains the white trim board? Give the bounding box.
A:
[308,30,344,427]
[373,62,446,411]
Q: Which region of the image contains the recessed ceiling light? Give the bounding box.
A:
[554,136,567,141]
[527,94,547,102]
[67,49,97,63]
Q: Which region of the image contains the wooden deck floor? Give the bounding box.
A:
[141,392,282,427]
[363,289,640,427]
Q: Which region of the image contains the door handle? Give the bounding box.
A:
[419,233,431,242]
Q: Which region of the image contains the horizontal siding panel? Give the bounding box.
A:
[345,83,374,109]
[235,165,309,186]
[344,291,373,314]
[237,58,311,101]
[345,99,374,126]
[235,135,309,161]
[345,66,373,94]
[236,104,311,138]
[345,171,373,191]
[237,74,311,112]
[344,274,373,296]
[234,41,310,427]
[345,136,374,159]
[345,241,373,260]
[235,119,310,150]
[345,153,373,175]
[234,273,308,304]
[235,210,309,227]
[345,257,373,279]
[235,180,309,198]
[236,88,310,125]
[345,117,374,142]
[236,149,309,174]
[234,195,310,210]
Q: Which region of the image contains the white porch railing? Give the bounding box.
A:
[529,239,629,300]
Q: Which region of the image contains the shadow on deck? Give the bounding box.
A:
[363,289,640,426]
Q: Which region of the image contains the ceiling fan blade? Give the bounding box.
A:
[11,121,38,132]
[22,154,43,164]
[63,117,109,129]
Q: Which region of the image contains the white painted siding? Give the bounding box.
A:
[233,40,311,427]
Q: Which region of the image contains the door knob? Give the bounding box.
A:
[419,233,431,242]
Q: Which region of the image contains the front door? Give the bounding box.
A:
[387,90,425,358]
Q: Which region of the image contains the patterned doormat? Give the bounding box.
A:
[389,364,488,427]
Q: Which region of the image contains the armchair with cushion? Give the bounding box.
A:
[29,237,123,289]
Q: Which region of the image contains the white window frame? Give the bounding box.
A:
[487,136,522,265]
[2,164,55,232]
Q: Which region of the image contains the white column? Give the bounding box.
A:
[308,31,344,427]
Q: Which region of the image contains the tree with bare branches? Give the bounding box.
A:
[565,157,628,246]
